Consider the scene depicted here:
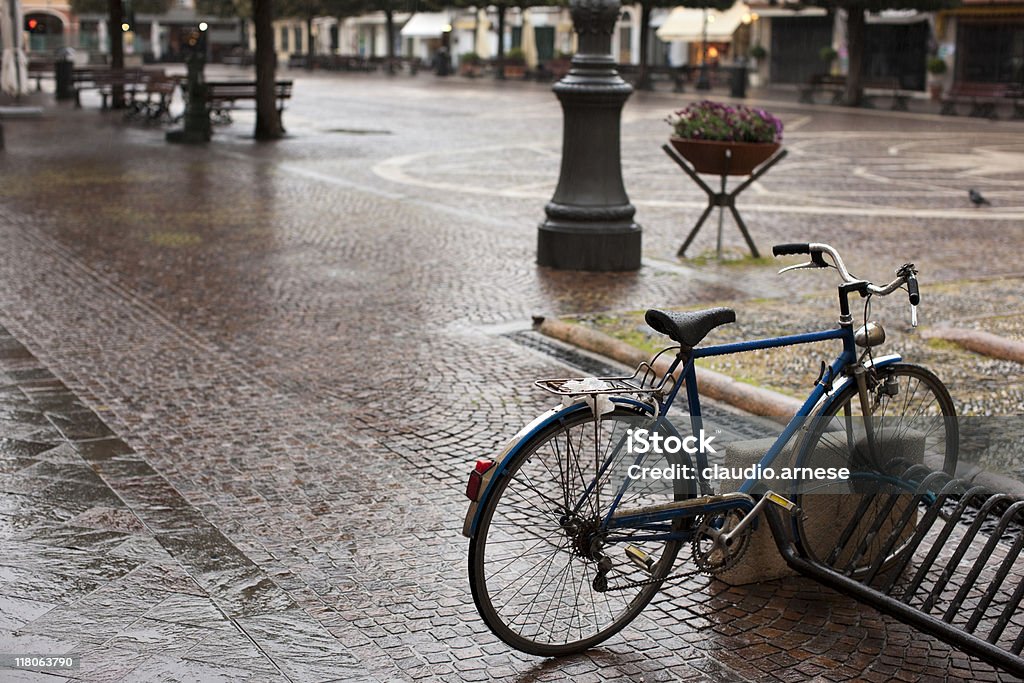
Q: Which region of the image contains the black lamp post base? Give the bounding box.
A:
[537,220,642,271]
[165,128,211,144]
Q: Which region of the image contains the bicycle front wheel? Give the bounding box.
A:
[794,363,958,578]
[469,406,695,656]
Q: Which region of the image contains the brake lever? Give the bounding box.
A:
[778,261,822,275]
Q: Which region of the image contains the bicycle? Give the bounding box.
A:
[462,242,959,656]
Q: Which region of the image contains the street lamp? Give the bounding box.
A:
[536,0,641,271]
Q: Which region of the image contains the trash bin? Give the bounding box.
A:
[56,47,76,101]
[730,65,748,99]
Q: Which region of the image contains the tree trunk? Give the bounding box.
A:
[843,7,865,107]
[496,6,506,80]
[637,3,651,90]
[108,0,124,108]
[385,8,395,74]
[306,15,314,69]
[253,0,284,139]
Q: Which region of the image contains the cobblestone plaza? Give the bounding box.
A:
[1,71,1024,681]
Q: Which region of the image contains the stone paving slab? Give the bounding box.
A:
[0,327,388,682]
[1,72,1022,681]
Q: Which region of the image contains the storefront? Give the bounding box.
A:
[946,6,1024,86]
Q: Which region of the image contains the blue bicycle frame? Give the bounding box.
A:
[602,321,888,536]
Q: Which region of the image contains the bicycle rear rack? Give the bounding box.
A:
[764,463,1024,677]
[535,357,677,397]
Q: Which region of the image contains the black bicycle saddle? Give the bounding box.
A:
[644,307,736,350]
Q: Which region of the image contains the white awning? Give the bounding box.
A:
[401,12,450,38]
[649,8,673,28]
[751,7,827,18]
[867,10,928,24]
[656,3,750,43]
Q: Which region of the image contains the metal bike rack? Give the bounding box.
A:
[763,465,1024,677]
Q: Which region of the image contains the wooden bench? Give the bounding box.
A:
[124,74,176,123]
[941,82,1009,119]
[72,67,154,109]
[617,64,691,92]
[98,69,158,110]
[201,80,293,128]
[800,74,845,104]
[1010,87,1024,119]
[801,74,911,110]
[309,55,374,72]
[27,60,54,91]
[862,77,909,111]
[71,67,107,107]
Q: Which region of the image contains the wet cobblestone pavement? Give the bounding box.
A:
[1,71,1023,681]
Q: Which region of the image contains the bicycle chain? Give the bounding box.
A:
[600,562,706,592]
[598,513,752,592]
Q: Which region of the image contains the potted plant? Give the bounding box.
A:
[748,44,767,86]
[667,100,784,175]
[547,50,573,80]
[819,45,838,75]
[459,51,482,77]
[504,47,526,79]
[926,56,947,101]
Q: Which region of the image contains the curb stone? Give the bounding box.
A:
[922,327,1024,365]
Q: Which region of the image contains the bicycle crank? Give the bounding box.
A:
[691,509,753,576]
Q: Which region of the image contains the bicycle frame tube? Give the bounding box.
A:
[654,326,858,500]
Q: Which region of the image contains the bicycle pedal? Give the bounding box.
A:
[625,545,655,574]
[765,491,796,511]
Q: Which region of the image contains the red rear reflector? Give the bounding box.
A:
[466,459,495,501]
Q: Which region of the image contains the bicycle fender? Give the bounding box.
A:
[820,353,902,410]
[463,397,655,539]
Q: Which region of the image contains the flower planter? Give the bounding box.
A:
[669,138,781,176]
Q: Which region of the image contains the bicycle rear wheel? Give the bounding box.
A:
[794,363,958,578]
[469,406,695,656]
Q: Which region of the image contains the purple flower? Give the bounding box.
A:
[668,100,782,143]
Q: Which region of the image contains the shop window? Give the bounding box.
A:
[958,21,1024,84]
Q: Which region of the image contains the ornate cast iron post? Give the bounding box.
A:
[537,0,641,271]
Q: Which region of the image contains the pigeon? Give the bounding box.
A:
[969,189,991,207]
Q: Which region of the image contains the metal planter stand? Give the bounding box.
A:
[663,143,787,260]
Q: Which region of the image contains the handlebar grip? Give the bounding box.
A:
[907,273,920,306]
[772,243,811,257]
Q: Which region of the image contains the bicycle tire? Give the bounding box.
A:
[469,406,695,656]
[793,363,958,578]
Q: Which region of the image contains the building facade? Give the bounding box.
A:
[17,0,1023,97]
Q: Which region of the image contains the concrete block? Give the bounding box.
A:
[713,427,924,586]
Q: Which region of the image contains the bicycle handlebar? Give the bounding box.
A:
[772,242,920,307]
[771,243,810,256]
[907,272,920,306]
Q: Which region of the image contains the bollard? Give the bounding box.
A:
[55,48,76,101]
[730,64,748,99]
